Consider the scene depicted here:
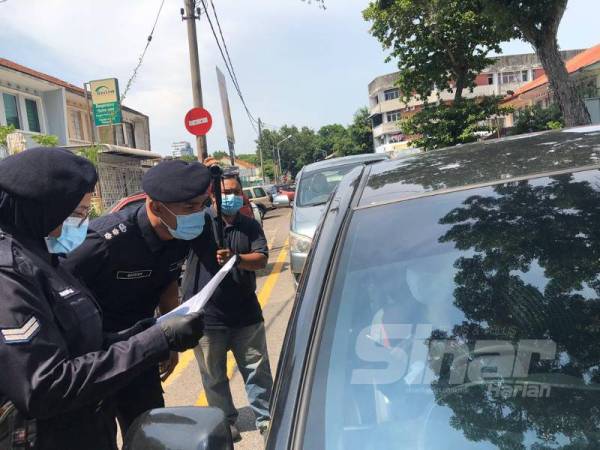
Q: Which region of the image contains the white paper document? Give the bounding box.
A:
[158,255,237,322]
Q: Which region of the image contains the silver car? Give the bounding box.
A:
[290,153,388,281]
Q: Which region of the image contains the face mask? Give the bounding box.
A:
[45,217,89,254]
[221,194,244,216]
[161,205,206,240]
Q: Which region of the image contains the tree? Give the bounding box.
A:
[179,154,198,163]
[211,150,229,160]
[401,97,510,150]
[238,154,258,165]
[482,0,591,127]
[363,0,511,102]
[511,104,564,135]
[347,107,375,155]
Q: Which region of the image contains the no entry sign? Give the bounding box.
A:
[185,107,213,136]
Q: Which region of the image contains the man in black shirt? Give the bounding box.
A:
[62,160,211,437]
[182,173,273,442]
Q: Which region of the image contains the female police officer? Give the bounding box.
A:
[0,148,204,450]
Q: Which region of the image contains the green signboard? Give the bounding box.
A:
[89,78,122,126]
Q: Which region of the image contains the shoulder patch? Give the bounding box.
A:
[1,316,40,344]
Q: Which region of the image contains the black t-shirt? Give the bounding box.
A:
[182,212,269,329]
[62,205,189,331]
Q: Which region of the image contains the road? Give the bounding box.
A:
[162,207,295,449]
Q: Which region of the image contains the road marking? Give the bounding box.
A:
[195,239,289,406]
[162,349,195,388]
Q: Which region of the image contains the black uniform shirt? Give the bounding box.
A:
[62,205,189,332]
[0,230,169,449]
[182,212,268,329]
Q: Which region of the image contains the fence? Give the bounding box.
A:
[96,153,145,210]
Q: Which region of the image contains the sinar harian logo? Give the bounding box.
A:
[95,85,115,96]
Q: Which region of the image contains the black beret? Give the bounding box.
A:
[0,147,98,237]
[143,160,211,203]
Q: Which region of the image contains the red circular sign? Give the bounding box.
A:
[185,107,213,136]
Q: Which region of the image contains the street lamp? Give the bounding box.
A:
[276,135,292,182]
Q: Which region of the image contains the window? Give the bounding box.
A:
[488,74,494,85]
[254,187,267,198]
[501,71,530,85]
[386,110,402,123]
[3,93,20,129]
[244,189,254,199]
[302,170,600,450]
[115,124,125,146]
[25,99,41,132]
[297,165,357,207]
[124,122,136,148]
[69,110,84,140]
[384,89,400,101]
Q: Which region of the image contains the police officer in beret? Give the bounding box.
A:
[62,159,211,439]
[0,148,204,450]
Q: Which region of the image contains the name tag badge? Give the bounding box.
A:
[116,270,153,280]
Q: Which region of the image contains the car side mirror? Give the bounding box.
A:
[124,407,233,450]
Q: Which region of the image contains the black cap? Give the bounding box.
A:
[142,159,211,203]
[0,147,98,238]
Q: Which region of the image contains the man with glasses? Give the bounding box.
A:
[62,160,212,439]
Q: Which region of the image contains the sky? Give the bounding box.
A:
[1,0,599,157]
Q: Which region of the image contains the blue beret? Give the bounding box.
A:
[143,160,211,202]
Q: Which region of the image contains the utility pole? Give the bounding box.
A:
[258,118,265,183]
[182,0,208,161]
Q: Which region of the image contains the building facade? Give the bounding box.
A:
[503,44,600,126]
[368,50,584,154]
[172,141,194,158]
[0,58,160,209]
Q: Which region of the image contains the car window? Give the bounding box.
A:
[297,165,357,207]
[243,189,253,199]
[255,187,266,197]
[302,169,600,450]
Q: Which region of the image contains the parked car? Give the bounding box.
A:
[278,184,295,202]
[124,126,600,450]
[290,153,388,281]
[243,186,273,218]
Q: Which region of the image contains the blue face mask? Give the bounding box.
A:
[45,217,89,254]
[162,205,206,240]
[221,194,244,216]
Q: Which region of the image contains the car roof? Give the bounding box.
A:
[301,153,388,174]
[358,125,600,208]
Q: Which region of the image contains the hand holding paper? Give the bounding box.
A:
[158,255,237,322]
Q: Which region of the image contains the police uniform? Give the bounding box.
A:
[62,159,211,435]
[0,148,170,450]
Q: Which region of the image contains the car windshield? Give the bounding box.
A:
[297,165,358,207]
[302,169,600,450]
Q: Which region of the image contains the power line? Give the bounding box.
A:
[209,0,241,91]
[120,0,166,102]
[199,0,258,134]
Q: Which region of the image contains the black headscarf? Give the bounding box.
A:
[0,147,98,239]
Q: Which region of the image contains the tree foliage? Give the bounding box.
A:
[0,124,16,147]
[482,0,591,127]
[364,0,511,102]
[401,97,511,150]
[255,108,374,178]
[429,174,600,448]
[31,134,59,147]
[511,104,564,135]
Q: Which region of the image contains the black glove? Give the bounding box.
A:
[159,313,204,352]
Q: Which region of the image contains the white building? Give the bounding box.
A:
[368,50,584,154]
[0,57,161,209]
[172,141,194,158]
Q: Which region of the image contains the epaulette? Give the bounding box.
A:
[98,222,129,242]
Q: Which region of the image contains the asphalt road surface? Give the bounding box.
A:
[162,207,295,449]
